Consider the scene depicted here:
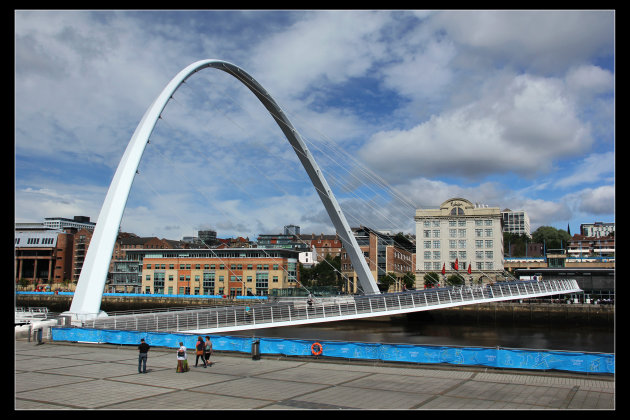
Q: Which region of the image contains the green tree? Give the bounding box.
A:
[378,272,397,292]
[423,272,440,287]
[401,272,416,289]
[532,226,571,250]
[503,232,530,256]
[309,254,342,288]
[445,274,464,286]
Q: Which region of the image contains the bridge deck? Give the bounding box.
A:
[81,279,581,334]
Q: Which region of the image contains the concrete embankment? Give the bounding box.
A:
[405,302,614,325]
[16,294,613,325]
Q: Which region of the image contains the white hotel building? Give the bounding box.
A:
[415,198,504,283]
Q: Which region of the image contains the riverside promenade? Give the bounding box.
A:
[15,338,614,410]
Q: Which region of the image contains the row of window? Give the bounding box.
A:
[422,219,494,228]
[423,261,495,271]
[15,237,56,245]
[146,263,281,270]
[423,251,495,260]
[146,273,285,284]
[147,287,263,296]
[423,239,494,249]
[422,228,494,238]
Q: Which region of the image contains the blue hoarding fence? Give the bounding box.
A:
[51,327,613,375]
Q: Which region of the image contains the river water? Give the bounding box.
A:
[231,318,615,354]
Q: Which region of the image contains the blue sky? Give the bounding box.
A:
[15,10,615,240]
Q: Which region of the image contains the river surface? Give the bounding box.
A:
[231,318,615,354]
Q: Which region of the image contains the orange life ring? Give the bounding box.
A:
[311,342,323,356]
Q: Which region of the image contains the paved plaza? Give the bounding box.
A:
[15,339,614,410]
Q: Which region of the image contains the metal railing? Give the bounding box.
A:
[80,279,581,333]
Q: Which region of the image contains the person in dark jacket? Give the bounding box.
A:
[195,336,207,368]
[138,338,150,373]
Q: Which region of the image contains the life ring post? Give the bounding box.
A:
[311,342,323,356]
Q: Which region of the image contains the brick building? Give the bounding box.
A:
[114,248,300,296]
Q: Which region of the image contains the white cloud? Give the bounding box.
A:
[250,11,390,98]
[577,185,615,215]
[358,73,592,180]
[430,10,614,73]
[14,10,614,241]
[519,199,572,230]
[566,65,614,96]
[554,152,615,189]
[380,37,456,100]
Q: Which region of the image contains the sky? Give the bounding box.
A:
[15,10,615,241]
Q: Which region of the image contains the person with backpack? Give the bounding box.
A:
[204,336,213,366]
[176,342,189,373]
[195,336,207,368]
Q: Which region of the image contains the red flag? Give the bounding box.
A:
[441,263,445,275]
[454,258,459,271]
[467,263,472,275]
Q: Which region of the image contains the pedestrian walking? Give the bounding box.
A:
[195,336,207,368]
[204,336,213,366]
[176,342,189,373]
[138,338,150,374]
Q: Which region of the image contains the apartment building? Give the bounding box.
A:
[415,198,504,283]
[568,235,615,259]
[501,208,531,238]
[580,222,615,238]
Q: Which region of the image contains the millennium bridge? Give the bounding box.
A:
[61,60,582,333]
[80,279,580,334]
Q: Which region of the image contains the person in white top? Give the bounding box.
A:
[176,342,188,372]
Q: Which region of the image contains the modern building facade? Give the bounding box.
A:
[415,198,504,283]
[580,222,615,238]
[257,225,310,252]
[15,229,74,289]
[112,248,300,296]
[501,208,531,238]
[43,216,96,231]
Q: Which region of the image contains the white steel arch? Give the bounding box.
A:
[66,59,380,323]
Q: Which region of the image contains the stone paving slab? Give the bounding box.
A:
[14,340,615,410]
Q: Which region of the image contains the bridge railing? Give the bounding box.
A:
[80,279,581,332]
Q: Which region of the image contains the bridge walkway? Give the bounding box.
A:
[80,279,581,334]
